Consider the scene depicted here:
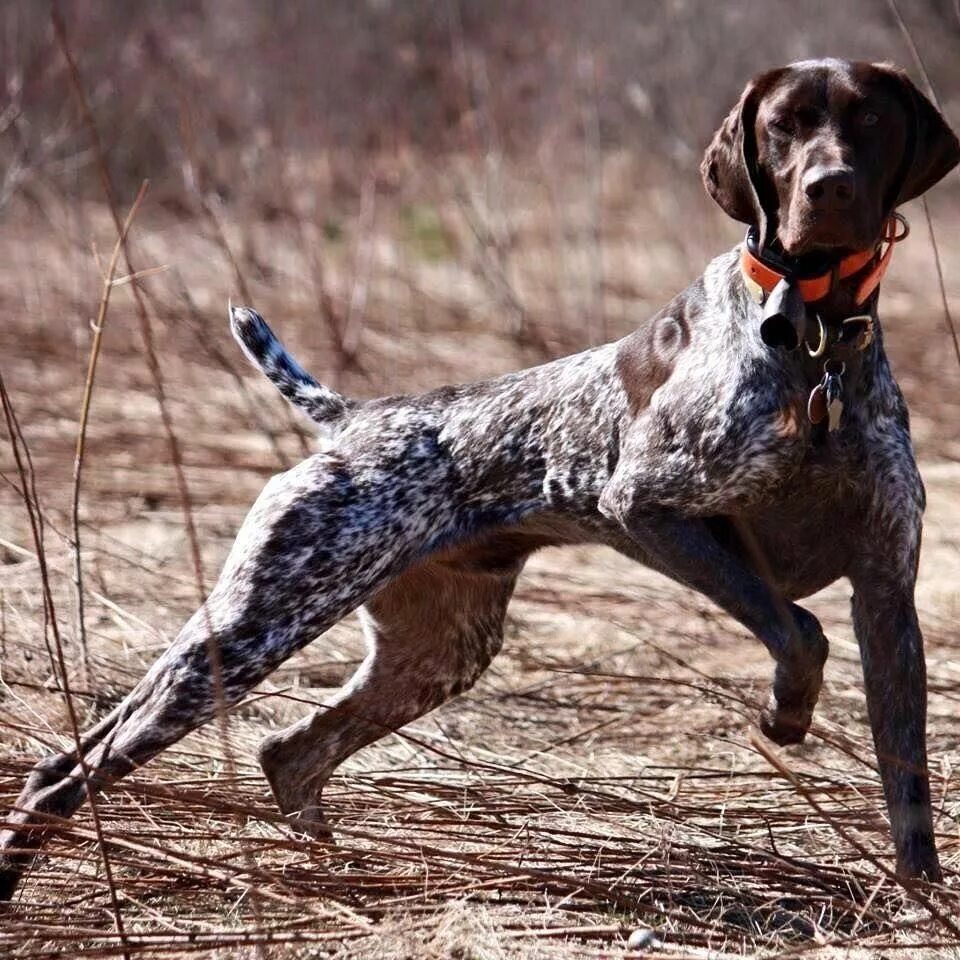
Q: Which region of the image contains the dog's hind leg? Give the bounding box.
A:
[0,450,456,900]
[257,542,526,837]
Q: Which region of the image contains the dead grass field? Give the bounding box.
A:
[3,3,960,958]
[2,158,960,959]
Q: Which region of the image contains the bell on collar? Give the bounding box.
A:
[759,277,806,350]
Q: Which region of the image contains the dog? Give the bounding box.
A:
[2,58,958,899]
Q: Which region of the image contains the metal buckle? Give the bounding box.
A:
[841,313,874,352]
[807,313,874,358]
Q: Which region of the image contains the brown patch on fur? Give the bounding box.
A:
[773,398,807,439]
[615,294,693,415]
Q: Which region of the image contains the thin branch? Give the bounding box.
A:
[921,196,960,370]
[752,734,960,939]
[885,0,960,374]
[0,369,129,957]
[70,179,150,684]
[50,6,269,953]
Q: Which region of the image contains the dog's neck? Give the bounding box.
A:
[741,213,906,329]
[736,228,897,434]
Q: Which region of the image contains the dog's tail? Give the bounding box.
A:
[229,305,356,428]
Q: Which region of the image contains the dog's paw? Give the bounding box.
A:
[285,804,336,843]
[759,698,814,745]
[897,831,943,884]
[759,651,824,746]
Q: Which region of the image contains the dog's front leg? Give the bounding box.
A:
[599,487,827,744]
[850,559,941,882]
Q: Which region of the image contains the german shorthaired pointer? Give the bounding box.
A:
[2,58,958,898]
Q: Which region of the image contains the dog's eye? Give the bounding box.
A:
[862,111,879,127]
[770,117,794,134]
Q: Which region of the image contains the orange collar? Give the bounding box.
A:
[740,214,908,307]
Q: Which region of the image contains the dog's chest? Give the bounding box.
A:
[604,253,921,516]
[619,320,814,514]
[732,463,862,596]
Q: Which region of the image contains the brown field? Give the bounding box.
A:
[2,2,960,957]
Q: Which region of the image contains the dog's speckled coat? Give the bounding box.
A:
[2,58,958,898]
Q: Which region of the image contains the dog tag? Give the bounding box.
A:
[827,396,844,431]
[824,368,844,431]
[760,278,806,350]
[807,383,827,424]
[808,362,845,430]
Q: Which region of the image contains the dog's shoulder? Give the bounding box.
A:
[612,248,761,412]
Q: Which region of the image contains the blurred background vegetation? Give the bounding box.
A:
[2,4,960,955]
[4,1,960,200]
[2,0,958,476]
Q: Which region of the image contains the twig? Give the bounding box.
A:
[70,180,150,685]
[172,82,311,458]
[0,369,129,957]
[751,734,960,939]
[921,198,960,370]
[194,195,311,458]
[579,47,605,345]
[886,0,960,373]
[341,172,377,362]
[50,6,269,954]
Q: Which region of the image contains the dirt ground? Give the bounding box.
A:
[7,3,960,954]
[1,153,959,960]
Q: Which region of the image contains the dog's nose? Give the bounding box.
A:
[803,166,856,210]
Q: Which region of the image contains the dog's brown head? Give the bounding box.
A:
[702,58,960,255]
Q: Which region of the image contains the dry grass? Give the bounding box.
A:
[3,3,960,957]
[2,163,960,957]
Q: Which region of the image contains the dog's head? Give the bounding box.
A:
[701,58,959,255]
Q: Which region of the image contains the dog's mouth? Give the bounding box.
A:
[778,207,882,258]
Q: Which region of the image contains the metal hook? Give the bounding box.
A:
[890,211,910,243]
[806,315,827,358]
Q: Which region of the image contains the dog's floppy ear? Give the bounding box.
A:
[701,70,784,245]
[874,64,960,206]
